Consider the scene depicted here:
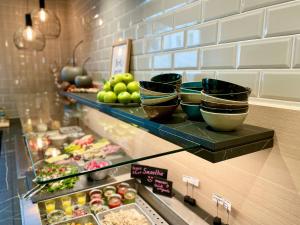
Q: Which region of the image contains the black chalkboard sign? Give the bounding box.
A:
[153,177,173,197]
[140,166,168,186]
[131,164,168,186]
[131,164,143,178]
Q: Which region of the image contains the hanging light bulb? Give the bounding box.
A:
[39,8,47,22]
[31,0,61,39]
[13,13,46,51]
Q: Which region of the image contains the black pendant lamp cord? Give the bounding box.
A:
[24,0,45,27]
[25,14,32,26]
[25,0,31,26]
[40,0,45,9]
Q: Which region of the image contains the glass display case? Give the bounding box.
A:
[18,97,207,225]
[19,92,274,225]
[23,100,198,187]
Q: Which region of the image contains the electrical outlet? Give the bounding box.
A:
[182,175,200,187]
[223,198,232,212]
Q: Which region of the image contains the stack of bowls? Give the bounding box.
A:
[179,82,203,121]
[151,73,182,91]
[140,81,179,119]
[200,78,251,131]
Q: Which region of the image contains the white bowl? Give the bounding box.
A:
[49,134,68,147]
[201,91,248,106]
[200,109,248,131]
[67,132,85,142]
[180,93,202,103]
[141,93,178,105]
[140,87,176,96]
[85,160,113,181]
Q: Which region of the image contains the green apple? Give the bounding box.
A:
[103,81,111,91]
[110,74,123,86]
[97,91,106,102]
[127,81,139,93]
[118,91,131,104]
[113,82,127,95]
[122,73,134,84]
[104,91,117,103]
[131,91,141,103]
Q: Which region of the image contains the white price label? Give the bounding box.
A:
[212,194,223,205]
[182,175,200,187]
[223,199,232,212]
[182,175,192,183]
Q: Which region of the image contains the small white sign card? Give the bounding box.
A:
[110,39,132,75]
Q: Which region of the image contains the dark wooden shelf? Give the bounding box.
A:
[61,92,274,163]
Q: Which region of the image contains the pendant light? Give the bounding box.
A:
[31,0,61,39]
[13,13,46,51]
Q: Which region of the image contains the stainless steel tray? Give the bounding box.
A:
[52,214,100,225]
[96,203,154,225]
[59,126,83,134]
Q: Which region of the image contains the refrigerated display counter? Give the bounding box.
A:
[18,100,209,225]
[20,174,209,225]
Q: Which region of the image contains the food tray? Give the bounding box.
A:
[59,126,83,134]
[96,203,154,225]
[52,214,100,225]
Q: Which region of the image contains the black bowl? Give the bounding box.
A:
[151,73,182,84]
[201,105,249,114]
[202,78,251,95]
[208,92,250,101]
[202,100,248,109]
[139,81,176,93]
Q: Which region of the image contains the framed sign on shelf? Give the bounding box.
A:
[110,39,132,75]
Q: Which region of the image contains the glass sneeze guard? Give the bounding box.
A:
[24,103,198,186]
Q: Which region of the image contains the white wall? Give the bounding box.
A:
[69,0,300,108]
[67,1,300,225]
